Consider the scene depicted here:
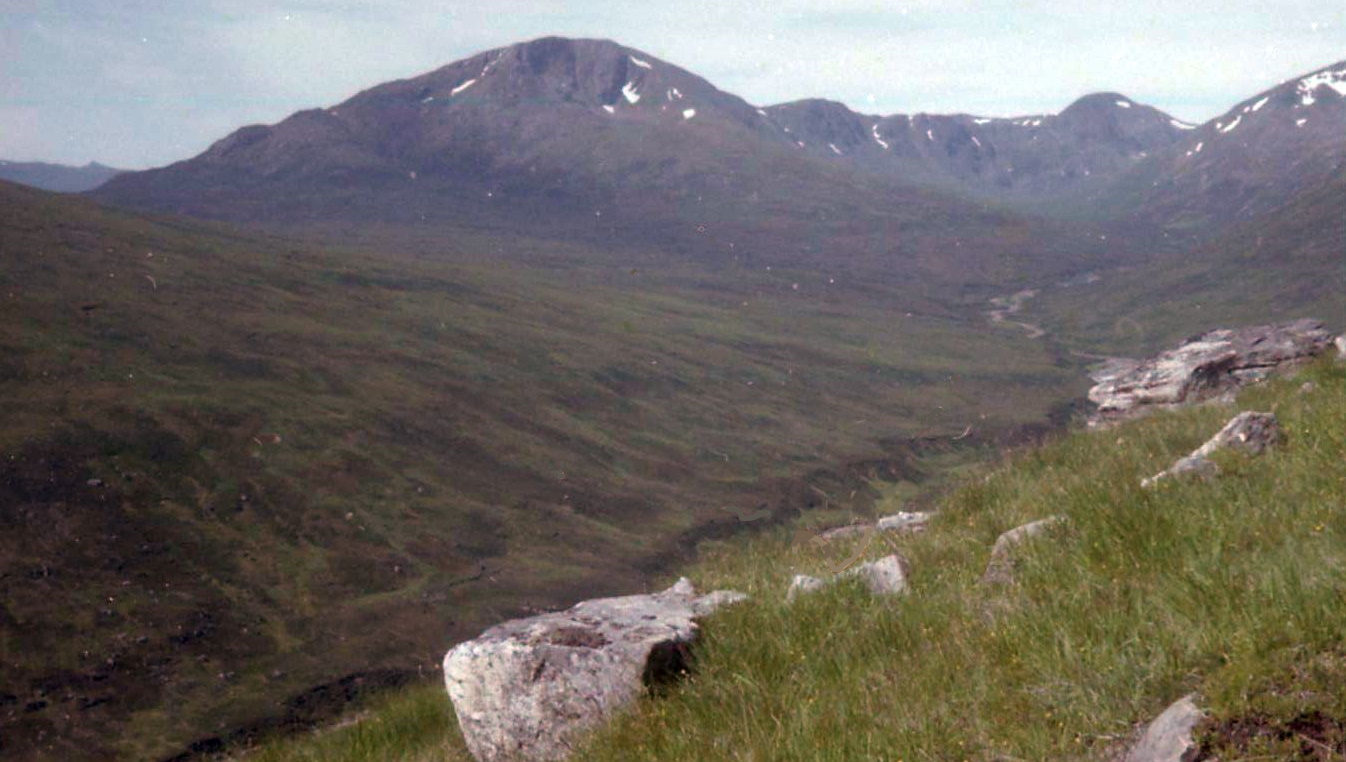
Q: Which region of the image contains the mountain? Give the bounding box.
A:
[0,160,122,192]
[0,177,1086,761]
[91,41,1346,252]
[91,37,1117,286]
[1094,60,1346,235]
[763,91,1189,199]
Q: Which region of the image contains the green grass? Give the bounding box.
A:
[247,358,1346,761]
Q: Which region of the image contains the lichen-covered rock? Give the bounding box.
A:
[786,554,910,601]
[981,517,1065,585]
[443,578,746,762]
[1124,694,1205,762]
[1142,411,1281,487]
[1089,319,1333,423]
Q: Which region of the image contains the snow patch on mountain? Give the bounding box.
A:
[682,108,696,120]
[451,79,477,96]
[1297,67,1346,106]
[1170,119,1197,130]
[1218,116,1242,134]
[629,55,652,69]
[622,82,641,104]
[1116,99,1131,108]
[872,125,889,149]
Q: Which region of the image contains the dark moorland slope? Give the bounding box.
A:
[0,178,1080,760]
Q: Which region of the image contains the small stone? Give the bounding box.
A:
[876,512,931,533]
[786,555,909,601]
[1124,694,1204,762]
[849,554,909,595]
[1143,412,1280,487]
[786,574,826,601]
[981,517,1065,585]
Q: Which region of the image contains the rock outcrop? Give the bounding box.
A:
[1124,694,1205,762]
[981,517,1065,585]
[443,578,747,762]
[787,554,910,601]
[1088,319,1334,423]
[1142,411,1281,487]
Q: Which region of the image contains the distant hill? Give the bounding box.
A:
[92,38,1344,251]
[90,37,1122,283]
[1088,59,1346,236]
[0,159,122,192]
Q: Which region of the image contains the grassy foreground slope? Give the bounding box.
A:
[252,357,1346,761]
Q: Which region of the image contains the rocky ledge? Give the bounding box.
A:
[1088,319,1337,424]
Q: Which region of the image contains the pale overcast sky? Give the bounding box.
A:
[3,0,1344,168]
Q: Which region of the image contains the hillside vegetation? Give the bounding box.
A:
[0,180,1079,760]
[248,358,1346,761]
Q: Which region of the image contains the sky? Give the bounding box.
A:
[3,0,1345,169]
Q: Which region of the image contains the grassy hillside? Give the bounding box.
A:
[247,357,1346,761]
[0,180,1086,760]
[1028,171,1346,357]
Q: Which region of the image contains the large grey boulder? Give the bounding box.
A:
[786,554,910,601]
[1089,319,1334,423]
[1124,694,1205,762]
[443,578,747,762]
[1142,411,1281,488]
[1336,334,1346,360]
[981,517,1065,585]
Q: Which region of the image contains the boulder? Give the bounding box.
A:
[1088,319,1334,423]
[1142,411,1280,488]
[1124,694,1205,762]
[443,578,747,762]
[981,517,1065,585]
[786,554,910,601]
[1336,334,1346,360]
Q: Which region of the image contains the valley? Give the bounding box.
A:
[1,34,1343,762]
